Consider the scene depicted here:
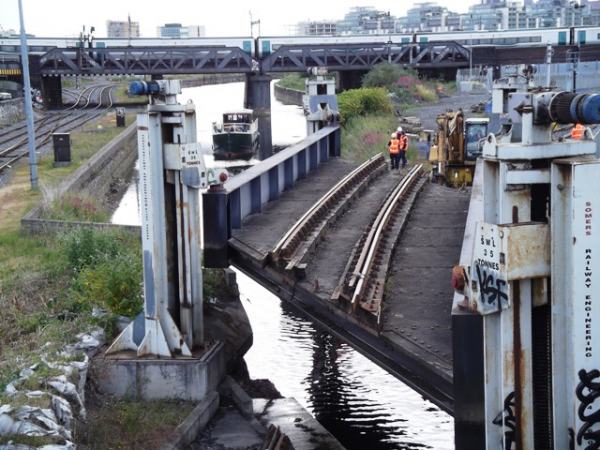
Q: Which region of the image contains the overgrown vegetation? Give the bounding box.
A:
[362,63,454,106]
[0,112,142,393]
[340,114,418,163]
[276,73,307,91]
[338,63,449,162]
[337,87,393,124]
[76,399,194,449]
[40,192,110,223]
[0,227,143,392]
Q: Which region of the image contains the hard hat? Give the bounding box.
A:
[391,133,397,138]
[397,126,403,133]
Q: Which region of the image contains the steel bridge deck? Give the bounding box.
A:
[229,157,470,414]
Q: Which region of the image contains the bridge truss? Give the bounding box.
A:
[38,46,256,76]
[36,42,471,76]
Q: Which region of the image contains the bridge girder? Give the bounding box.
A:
[261,42,471,72]
[38,46,256,76]
[35,42,472,77]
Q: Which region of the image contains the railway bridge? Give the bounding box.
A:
[2,38,599,160]
[202,125,465,416]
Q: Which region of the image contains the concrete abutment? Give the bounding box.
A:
[244,73,272,160]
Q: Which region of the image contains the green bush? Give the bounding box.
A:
[61,228,122,272]
[338,88,392,123]
[362,63,411,88]
[77,254,142,317]
[59,228,143,317]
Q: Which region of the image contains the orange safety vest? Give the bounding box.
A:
[398,134,408,151]
[389,138,400,155]
[571,123,585,140]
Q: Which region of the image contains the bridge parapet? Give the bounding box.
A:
[224,126,341,230]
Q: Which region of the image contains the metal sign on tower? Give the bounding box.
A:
[452,68,600,449]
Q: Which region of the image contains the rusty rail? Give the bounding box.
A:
[333,163,424,324]
[270,153,387,275]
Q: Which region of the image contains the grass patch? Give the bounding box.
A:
[38,112,135,189]
[76,399,194,449]
[276,73,306,91]
[0,227,142,393]
[341,113,420,164]
[113,81,149,104]
[62,77,96,90]
[40,192,110,222]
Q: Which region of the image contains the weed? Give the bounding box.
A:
[40,192,109,223]
[338,88,392,124]
[75,400,194,449]
[77,254,142,317]
[277,73,307,91]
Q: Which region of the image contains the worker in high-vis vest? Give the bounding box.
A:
[397,128,408,168]
[388,133,401,170]
[571,123,585,140]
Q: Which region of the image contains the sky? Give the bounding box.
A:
[0,0,475,38]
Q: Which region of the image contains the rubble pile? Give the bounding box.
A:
[0,329,105,449]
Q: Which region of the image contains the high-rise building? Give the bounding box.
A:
[337,6,397,35]
[400,2,462,31]
[157,23,205,38]
[106,18,140,38]
[295,21,337,35]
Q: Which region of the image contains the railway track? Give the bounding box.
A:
[0,85,114,173]
[270,153,387,276]
[65,83,113,110]
[332,164,425,326]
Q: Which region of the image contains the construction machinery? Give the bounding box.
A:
[428,109,489,187]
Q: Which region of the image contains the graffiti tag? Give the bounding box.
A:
[576,369,600,450]
[475,264,508,308]
[492,391,516,450]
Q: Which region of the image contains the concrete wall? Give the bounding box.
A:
[0,98,25,127]
[21,123,138,234]
[274,83,303,106]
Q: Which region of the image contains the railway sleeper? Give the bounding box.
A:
[340,170,426,327]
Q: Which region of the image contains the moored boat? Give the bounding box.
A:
[212,110,259,160]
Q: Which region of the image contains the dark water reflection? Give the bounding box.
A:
[237,270,453,450]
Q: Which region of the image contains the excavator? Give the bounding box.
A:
[428,109,489,187]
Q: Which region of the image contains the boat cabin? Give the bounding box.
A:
[222,111,255,133]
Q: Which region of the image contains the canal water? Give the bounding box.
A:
[112,81,454,449]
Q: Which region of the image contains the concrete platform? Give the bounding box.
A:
[91,342,226,401]
[229,158,469,413]
[254,398,346,450]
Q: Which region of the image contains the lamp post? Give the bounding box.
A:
[17,0,38,190]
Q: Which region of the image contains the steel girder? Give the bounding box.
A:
[38,46,255,76]
[261,42,470,72]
